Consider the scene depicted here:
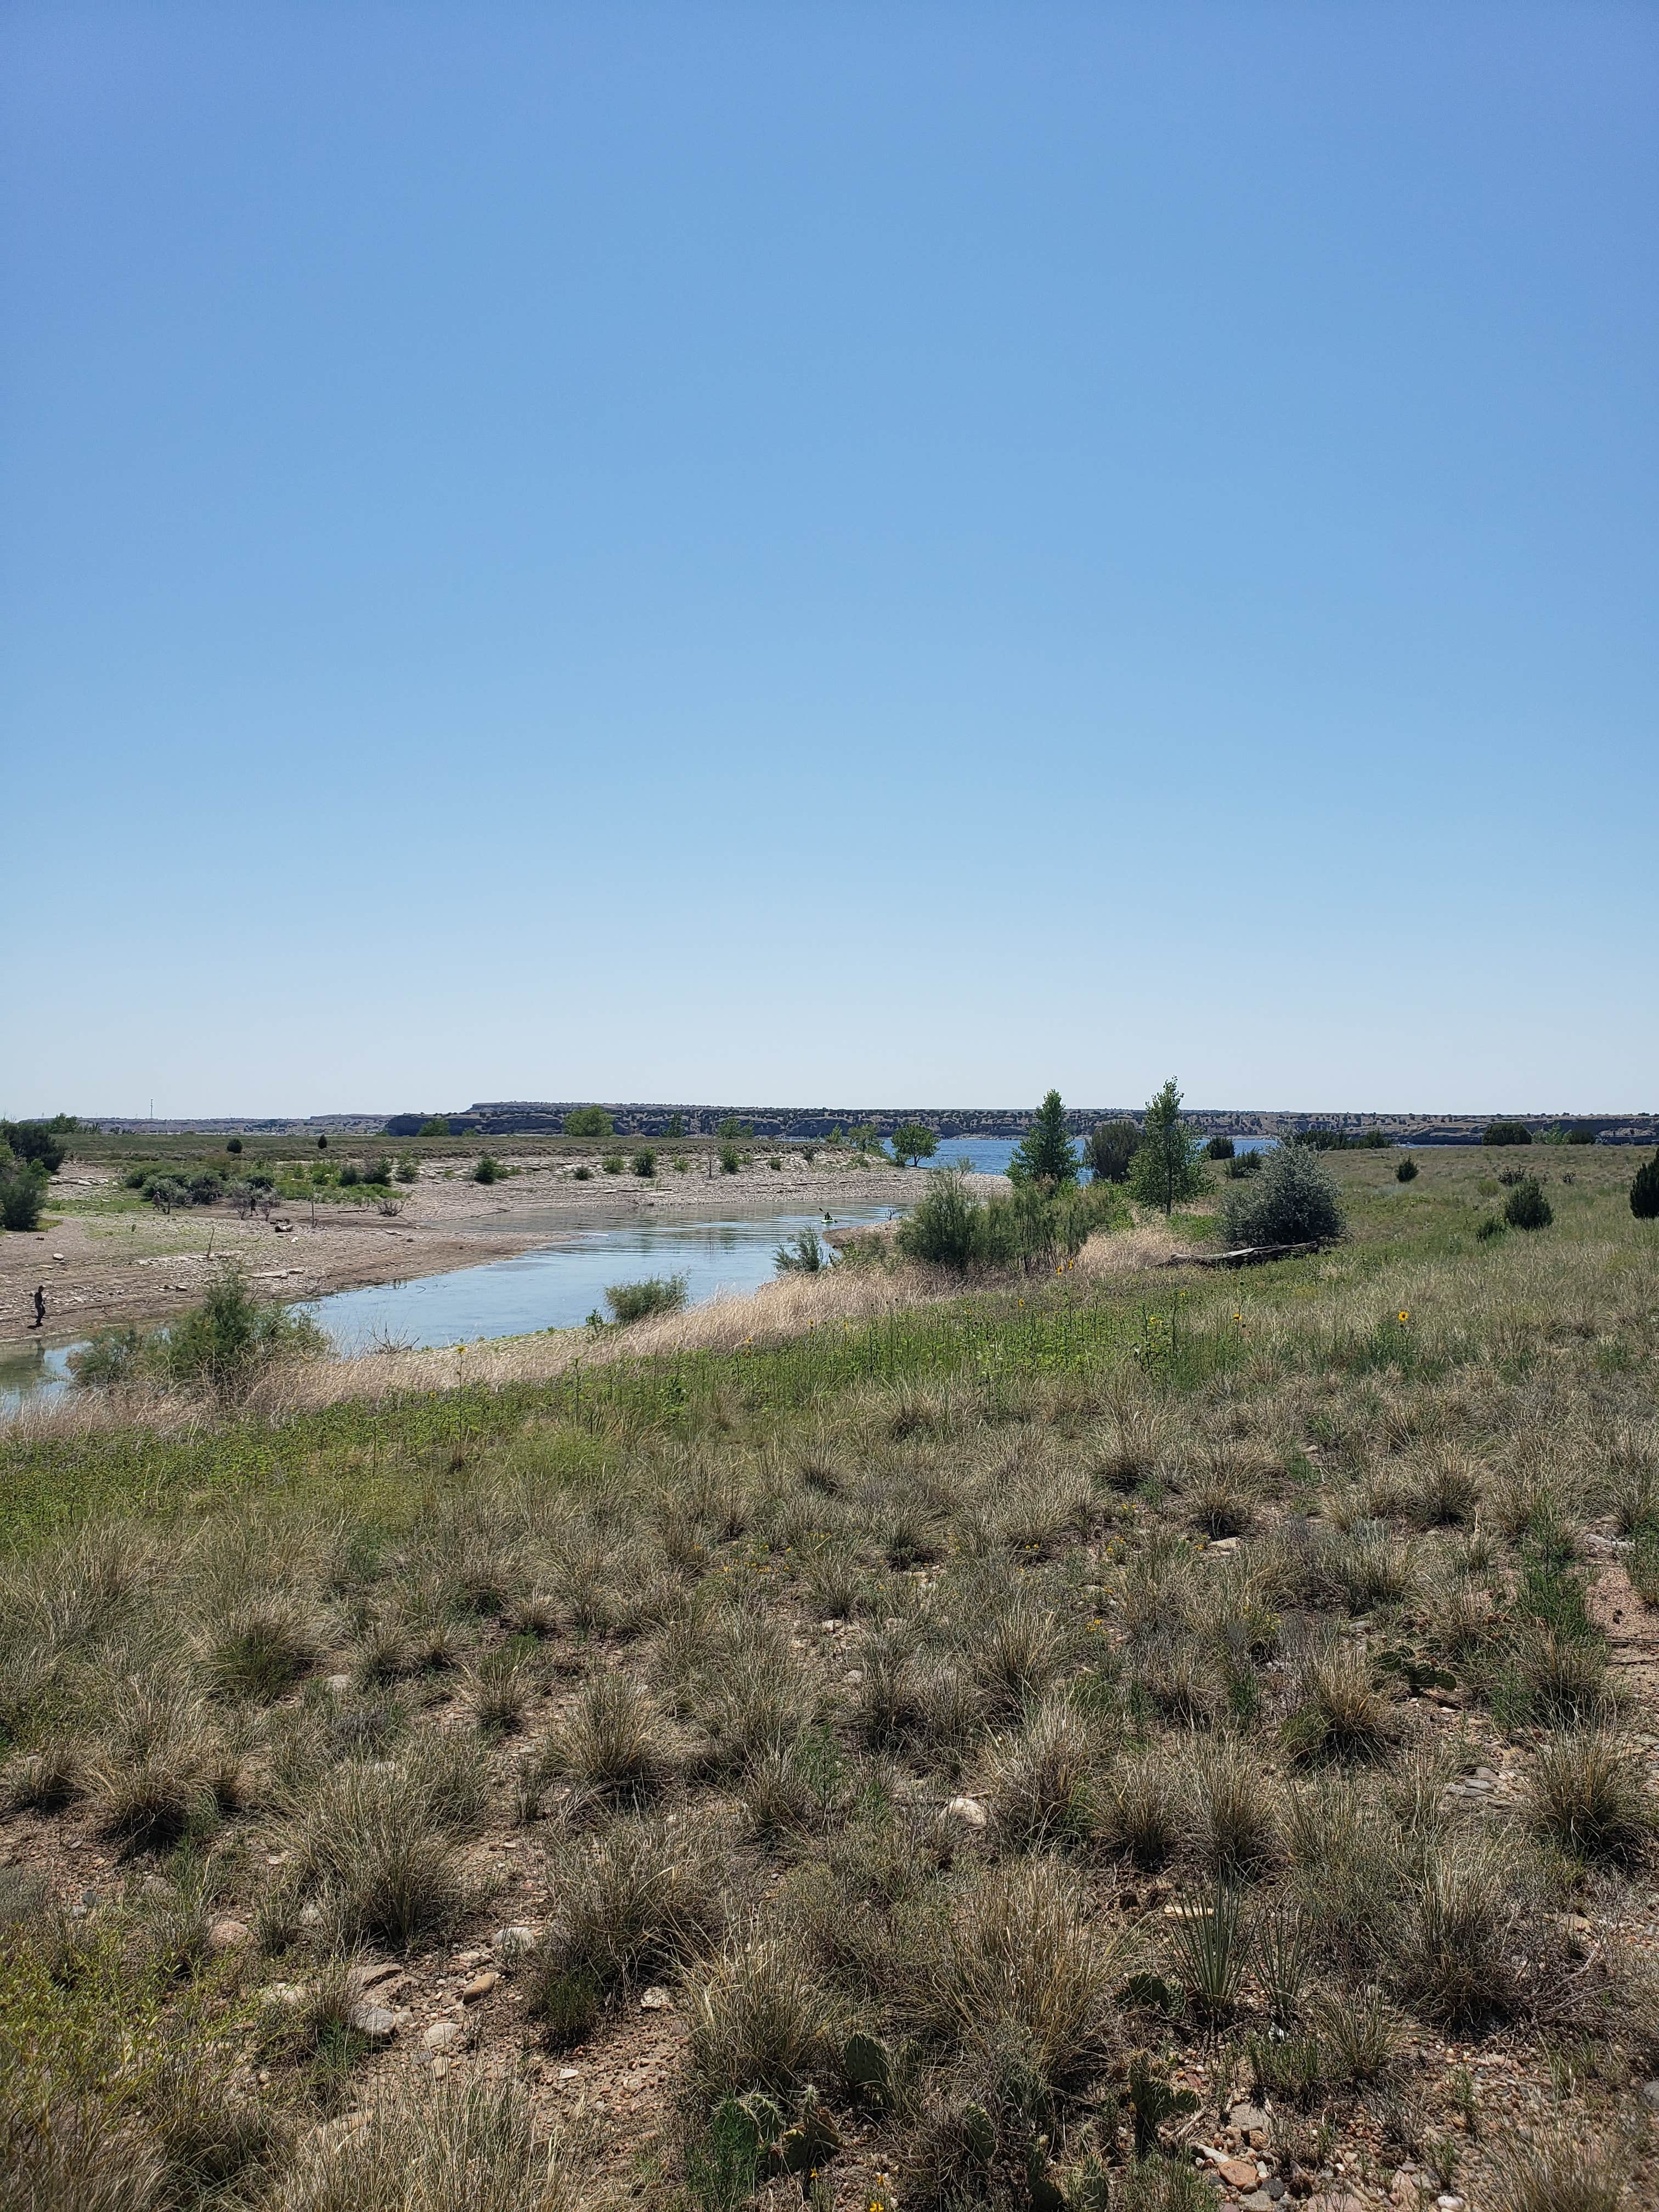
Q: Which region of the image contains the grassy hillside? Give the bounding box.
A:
[2,1146,1656,2210]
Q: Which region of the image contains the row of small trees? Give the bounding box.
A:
[1007,1082,1207,1215]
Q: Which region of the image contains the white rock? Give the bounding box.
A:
[421,2020,464,2052]
[325,1674,351,1694]
[207,1917,250,1951]
[493,1924,537,1958]
[639,1985,672,2011]
[947,1795,988,1828]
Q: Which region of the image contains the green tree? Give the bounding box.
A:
[718,1116,754,1141]
[1,1121,68,1173]
[1009,1091,1077,1186]
[1128,1079,1206,1215]
[563,1106,613,1138]
[664,1113,685,1139]
[1629,1149,1659,1221]
[1482,1120,1532,1147]
[418,1116,451,1137]
[1085,1119,1138,1184]
[890,1121,938,1167]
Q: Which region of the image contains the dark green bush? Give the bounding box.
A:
[604,1275,689,1324]
[0,1120,68,1172]
[719,1144,740,1175]
[1476,1214,1506,1242]
[1085,1119,1139,1183]
[472,1156,502,1184]
[1630,1149,1659,1221]
[0,1164,47,1231]
[395,1155,419,1182]
[1227,1149,1263,1180]
[338,1164,361,1187]
[1396,1156,1418,1182]
[225,1136,242,1155]
[1483,1121,1532,1147]
[1128,1080,1206,1214]
[1205,1135,1235,1160]
[602,1155,624,1175]
[1221,1141,1344,1248]
[1503,1176,1552,1231]
[631,1149,657,1178]
[565,1106,613,1137]
[187,1172,223,1205]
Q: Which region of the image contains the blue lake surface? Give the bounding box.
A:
[294,1201,901,1355]
[930,1132,1278,1176]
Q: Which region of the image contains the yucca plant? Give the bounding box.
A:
[1165,1881,1247,2024]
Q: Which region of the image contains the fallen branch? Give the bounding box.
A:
[1163,1240,1326,1269]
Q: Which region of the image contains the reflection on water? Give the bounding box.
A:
[0,1339,76,1417]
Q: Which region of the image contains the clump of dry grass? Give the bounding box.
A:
[541,1672,678,1804]
[1526,1730,1655,1863]
[268,2081,575,2211]
[684,1923,834,2100]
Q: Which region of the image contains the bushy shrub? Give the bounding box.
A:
[631,1148,656,1177]
[338,1164,360,1187]
[1503,1176,1552,1231]
[1086,1119,1139,1183]
[225,1136,242,1155]
[68,1327,148,1388]
[1630,1148,1659,1221]
[1483,1120,1532,1147]
[1226,1148,1263,1180]
[395,1155,419,1182]
[0,1119,69,1172]
[1396,1156,1418,1182]
[157,1269,328,1400]
[472,1156,502,1184]
[0,1161,47,1230]
[1476,1214,1507,1242]
[601,1155,624,1175]
[775,1228,832,1274]
[564,1106,613,1137]
[719,1144,741,1175]
[896,1169,1120,1272]
[604,1274,689,1324]
[1222,1142,1345,1248]
[1205,1135,1235,1160]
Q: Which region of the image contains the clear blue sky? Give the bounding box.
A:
[5,4,1655,1118]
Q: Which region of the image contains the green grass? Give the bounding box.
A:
[1,1144,1655,2205]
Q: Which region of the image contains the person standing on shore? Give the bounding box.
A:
[32,1285,46,1329]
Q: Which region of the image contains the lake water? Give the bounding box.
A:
[293,1200,901,1354]
[0,1138,1285,1413]
[930,1133,1278,1175]
[0,1199,901,1412]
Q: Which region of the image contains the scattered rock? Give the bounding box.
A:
[1307,2196,1367,2212]
[261,1982,308,2007]
[493,1925,537,1959]
[1228,2105,1268,2135]
[207,1918,250,1952]
[947,1795,988,1829]
[461,1971,499,2003]
[640,1986,672,2011]
[1242,2194,1274,2211]
[1218,2159,1259,2189]
[325,1674,351,1694]
[348,2004,402,2042]
[299,1903,323,1928]
[842,1669,865,1686]
[421,2020,464,2052]
[138,1876,175,1900]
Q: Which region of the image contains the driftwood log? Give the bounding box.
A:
[1163,1240,1325,1269]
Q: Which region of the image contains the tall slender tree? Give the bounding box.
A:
[1009,1090,1077,1185]
[1129,1077,1206,1215]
